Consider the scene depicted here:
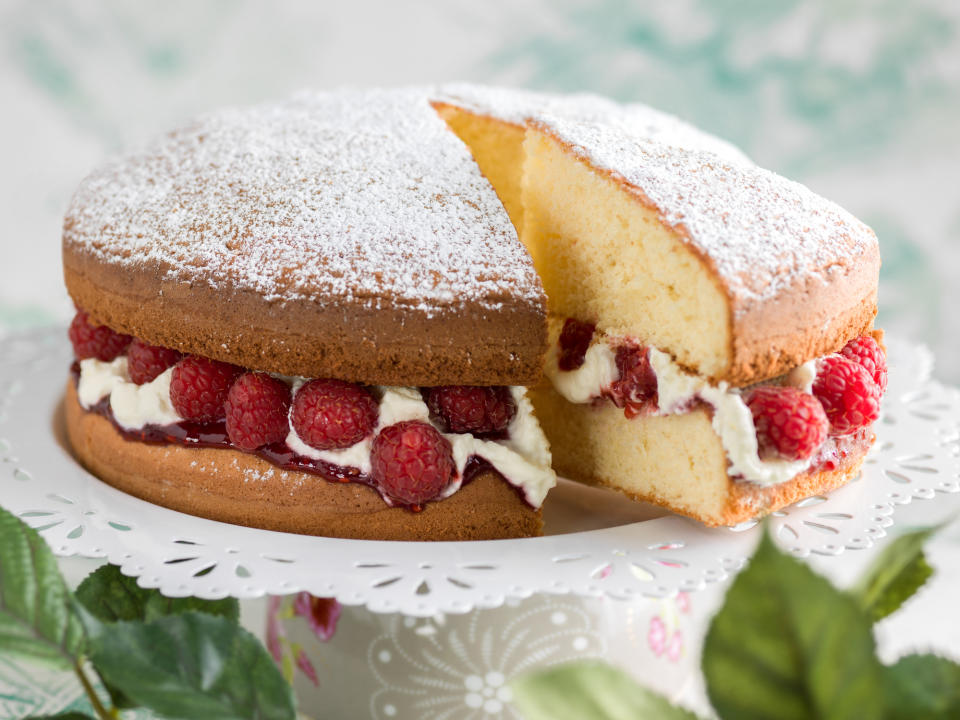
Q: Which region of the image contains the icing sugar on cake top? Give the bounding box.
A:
[63,88,540,316]
[536,114,879,312]
[433,82,750,164]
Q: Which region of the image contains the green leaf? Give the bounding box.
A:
[76,563,239,623]
[83,609,296,720]
[702,531,884,720]
[851,525,939,622]
[884,654,960,720]
[511,661,702,720]
[0,505,85,668]
[25,714,97,719]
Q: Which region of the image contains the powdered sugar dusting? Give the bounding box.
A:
[433,83,750,164]
[537,115,878,310]
[64,88,541,315]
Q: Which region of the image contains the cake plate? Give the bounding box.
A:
[0,328,957,617]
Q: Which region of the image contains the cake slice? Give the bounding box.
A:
[431,86,883,526]
[62,88,556,540]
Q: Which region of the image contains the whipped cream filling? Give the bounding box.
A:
[76,360,556,508]
[544,337,820,486]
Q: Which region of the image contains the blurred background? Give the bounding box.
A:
[2,0,958,378]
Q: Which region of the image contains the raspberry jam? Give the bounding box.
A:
[71,365,502,510]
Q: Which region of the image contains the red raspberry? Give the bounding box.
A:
[605,344,658,417]
[291,379,379,450]
[424,386,516,434]
[127,339,183,385]
[169,356,242,422]
[224,373,291,451]
[840,335,887,392]
[557,318,595,371]
[813,355,882,436]
[370,421,455,505]
[68,311,131,361]
[746,386,829,460]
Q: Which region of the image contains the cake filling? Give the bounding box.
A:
[70,312,556,511]
[545,317,885,486]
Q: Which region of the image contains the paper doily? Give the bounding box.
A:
[1,328,957,616]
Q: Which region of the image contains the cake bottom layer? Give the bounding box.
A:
[529,381,870,527]
[64,382,542,541]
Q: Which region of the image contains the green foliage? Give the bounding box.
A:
[76,563,239,623]
[513,523,960,720]
[0,505,85,668]
[81,608,295,720]
[852,525,939,622]
[703,532,884,720]
[511,661,702,720]
[884,654,960,720]
[25,714,97,719]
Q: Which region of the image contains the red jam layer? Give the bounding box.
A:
[71,365,500,511]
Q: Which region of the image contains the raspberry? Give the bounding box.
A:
[840,335,887,392]
[127,339,183,385]
[746,386,829,461]
[224,373,292,451]
[424,386,516,434]
[605,343,658,417]
[68,311,131,361]
[169,356,242,422]
[291,379,379,450]
[557,318,595,371]
[812,355,882,436]
[370,421,455,505]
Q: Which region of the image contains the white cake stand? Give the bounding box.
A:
[1,328,957,616]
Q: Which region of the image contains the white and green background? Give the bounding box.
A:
[0,0,958,716]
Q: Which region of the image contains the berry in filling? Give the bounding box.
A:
[424,385,516,435]
[68,311,132,361]
[746,386,829,461]
[370,421,456,505]
[812,355,882,436]
[557,318,595,371]
[291,378,379,450]
[127,339,183,385]
[604,343,658,418]
[225,372,292,451]
[170,355,242,422]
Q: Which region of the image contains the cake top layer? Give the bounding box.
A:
[64,87,541,317]
[433,82,750,164]
[536,115,879,314]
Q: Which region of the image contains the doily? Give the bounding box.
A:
[1,328,956,616]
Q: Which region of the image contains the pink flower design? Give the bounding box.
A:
[647,615,667,656]
[675,591,691,614]
[295,645,319,686]
[667,630,684,662]
[266,595,285,663]
[292,593,342,642]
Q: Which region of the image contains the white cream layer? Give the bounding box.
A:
[544,338,820,486]
[76,360,556,508]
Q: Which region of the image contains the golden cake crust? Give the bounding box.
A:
[62,89,547,386]
[64,382,542,541]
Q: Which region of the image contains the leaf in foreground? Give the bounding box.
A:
[883,653,960,720]
[25,714,97,720]
[83,609,295,720]
[851,524,939,622]
[703,531,884,720]
[0,505,85,668]
[76,563,239,623]
[511,661,702,720]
